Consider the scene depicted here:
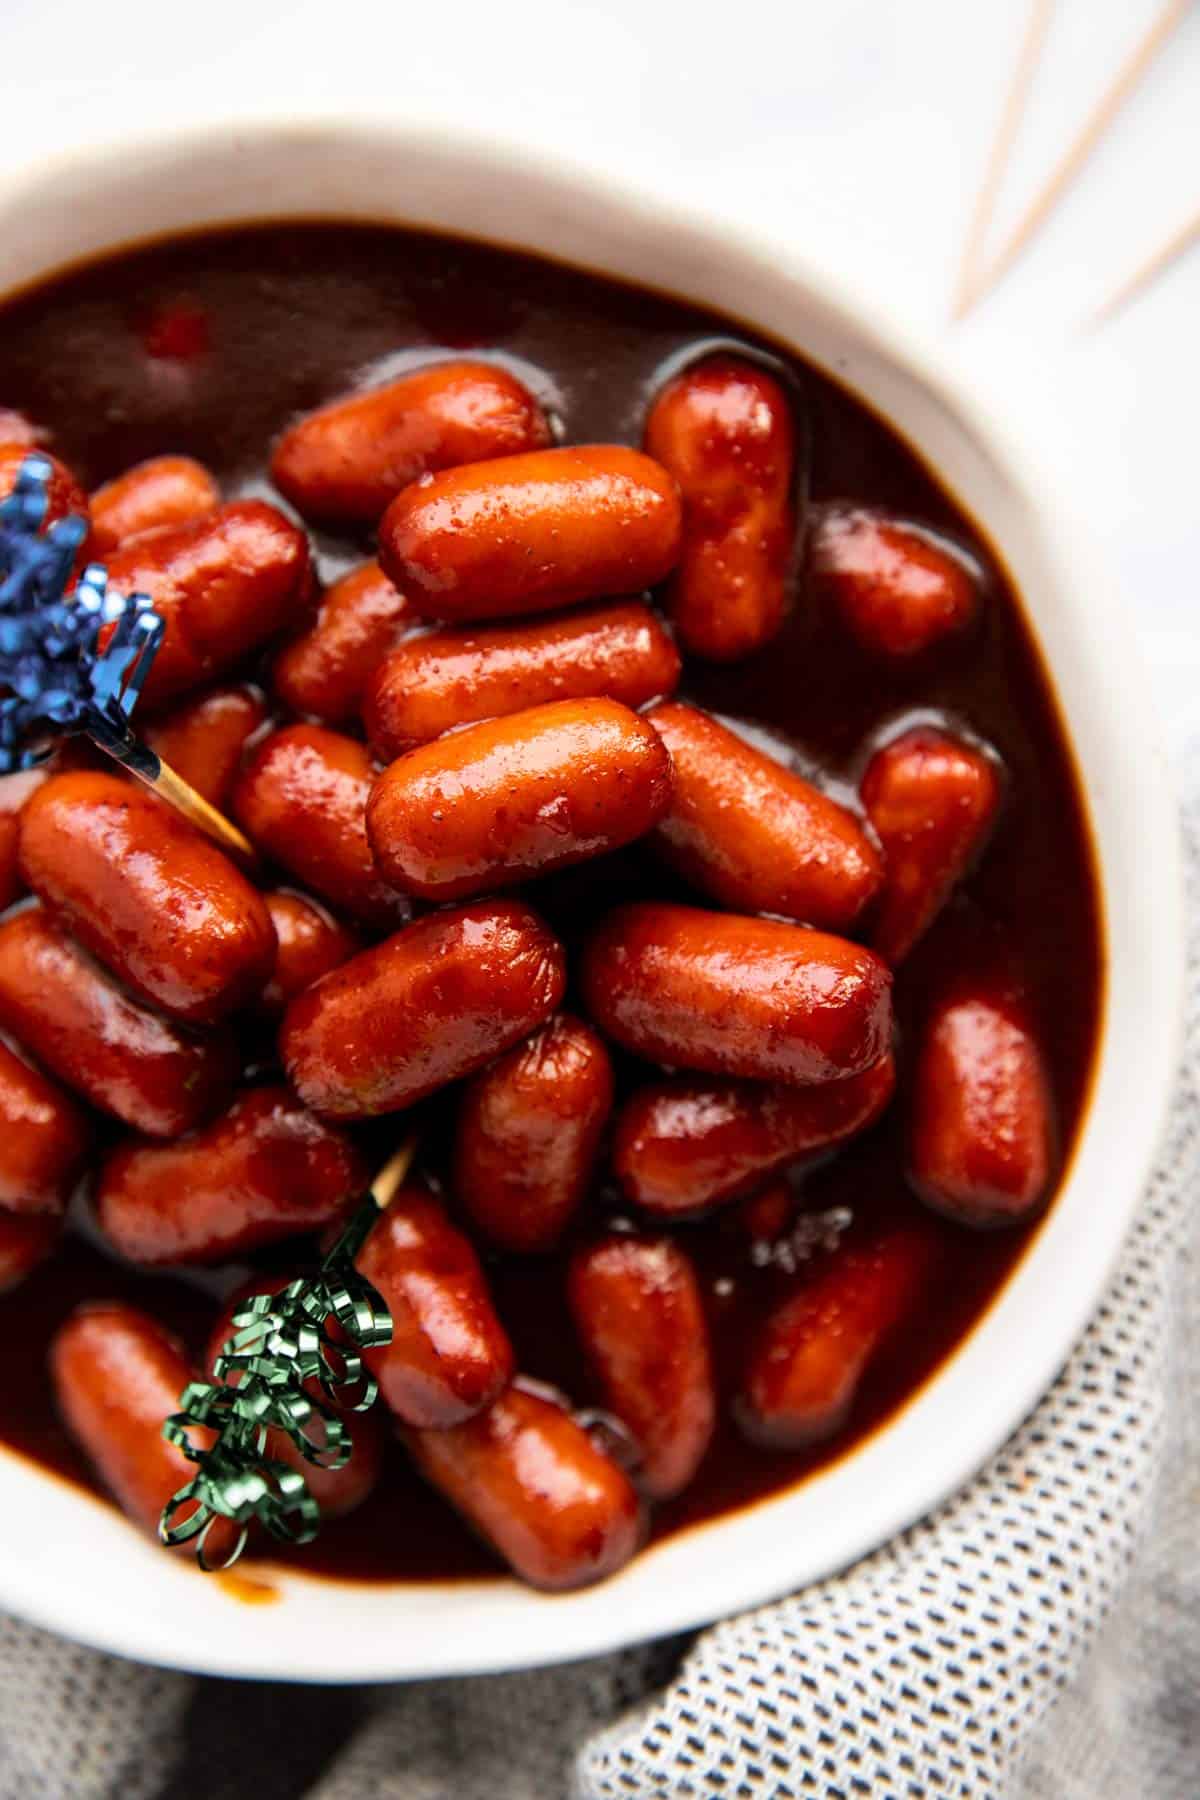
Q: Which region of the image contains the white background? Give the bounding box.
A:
[2,0,1197,749]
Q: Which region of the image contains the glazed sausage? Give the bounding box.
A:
[205,1281,384,1519]
[0,1036,91,1214]
[232,724,408,929]
[95,1085,368,1265]
[861,727,1002,965]
[736,1223,935,1448]
[0,769,44,911]
[282,900,565,1118]
[0,444,88,537]
[569,1236,714,1499]
[363,600,680,759]
[378,445,682,622]
[0,909,236,1136]
[355,1183,514,1426]
[582,902,892,1087]
[367,698,674,902]
[908,982,1055,1226]
[0,1209,61,1289]
[643,356,796,661]
[19,771,277,1024]
[271,360,551,522]
[272,562,413,725]
[403,1382,644,1591]
[104,501,311,706]
[811,505,979,658]
[143,682,268,810]
[50,1303,228,1545]
[648,701,882,928]
[260,891,361,1012]
[90,455,219,553]
[613,1053,896,1216]
[455,1014,614,1252]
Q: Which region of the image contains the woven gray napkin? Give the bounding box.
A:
[0,777,1194,1800]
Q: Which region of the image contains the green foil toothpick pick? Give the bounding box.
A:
[159,1139,415,1571]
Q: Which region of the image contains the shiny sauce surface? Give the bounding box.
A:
[0,225,1102,1583]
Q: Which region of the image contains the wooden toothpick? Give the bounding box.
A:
[366,1136,419,1212]
[124,749,258,866]
[953,0,1056,320]
[958,0,1193,318]
[1090,206,1200,324]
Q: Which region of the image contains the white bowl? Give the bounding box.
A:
[0,118,1182,1683]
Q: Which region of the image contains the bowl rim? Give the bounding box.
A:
[0,113,1183,1684]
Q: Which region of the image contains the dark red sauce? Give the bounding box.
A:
[0,224,1102,1584]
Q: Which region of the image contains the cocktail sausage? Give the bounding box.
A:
[51,1304,226,1543]
[282,900,565,1118]
[737,1224,934,1447]
[0,1210,61,1290]
[95,1084,368,1264]
[19,771,276,1024]
[232,725,408,929]
[260,891,361,1012]
[613,1054,896,1216]
[105,501,310,706]
[648,701,881,928]
[0,770,44,911]
[908,982,1054,1226]
[272,360,550,522]
[861,727,1001,965]
[582,902,892,1086]
[90,455,219,553]
[272,562,413,725]
[569,1236,714,1498]
[379,445,681,621]
[367,699,673,902]
[403,1383,644,1591]
[455,1015,614,1251]
[811,504,978,659]
[143,683,268,810]
[0,1037,91,1215]
[355,1184,514,1426]
[363,601,680,758]
[644,357,796,660]
[0,910,236,1136]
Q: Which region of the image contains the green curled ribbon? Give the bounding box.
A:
[159,1141,414,1572]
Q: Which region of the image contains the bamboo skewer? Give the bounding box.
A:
[367,1136,419,1214]
[1090,206,1200,323]
[953,0,1056,320]
[957,0,1194,319]
[118,745,258,866]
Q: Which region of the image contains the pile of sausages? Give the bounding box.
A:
[0,353,1053,1590]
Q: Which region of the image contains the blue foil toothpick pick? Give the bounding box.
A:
[0,454,255,860]
[0,454,162,775]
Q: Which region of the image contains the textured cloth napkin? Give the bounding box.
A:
[0,785,1194,1800]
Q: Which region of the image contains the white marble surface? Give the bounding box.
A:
[2,0,1197,745]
